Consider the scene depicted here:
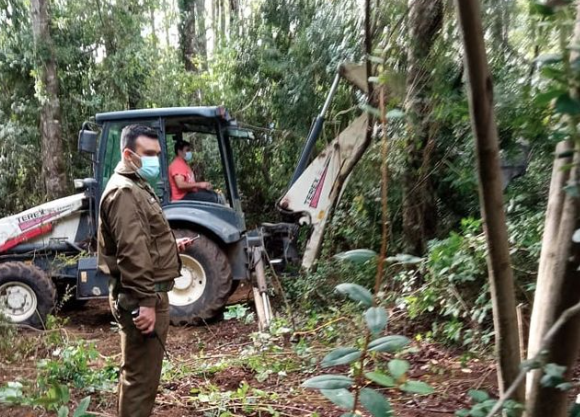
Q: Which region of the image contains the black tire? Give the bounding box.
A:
[0,262,57,328]
[170,230,232,325]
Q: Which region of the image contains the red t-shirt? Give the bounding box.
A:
[169,157,196,201]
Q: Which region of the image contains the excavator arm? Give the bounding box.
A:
[277,63,370,269]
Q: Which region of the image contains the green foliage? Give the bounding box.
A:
[368,335,411,353]
[223,303,255,324]
[37,342,117,393]
[455,389,524,417]
[364,306,388,335]
[0,381,94,416]
[321,348,361,368]
[540,363,567,388]
[360,387,394,417]
[335,283,373,307]
[302,282,432,416]
[393,210,543,347]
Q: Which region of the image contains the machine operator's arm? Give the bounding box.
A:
[174,175,212,191]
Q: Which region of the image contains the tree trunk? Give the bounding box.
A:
[30,0,67,200]
[526,4,580,416]
[180,0,198,72]
[163,0,171,46]
[150,5,158,48]
[402,0,443,256]
[229,0,239,37]
[454,0,524,405]
[195,0,207,67]
[220,0,226,41]
[212,0,219,46]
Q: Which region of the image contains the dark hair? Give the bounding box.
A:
[120,124,158,152]
[174,140,190,156]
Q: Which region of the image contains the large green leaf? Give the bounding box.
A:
[360,388,393,417]
[400,380,434,395]
[58,406,69,417]
[302,375,354,390]
[535,89,566,107]
[468,390,489,403]
[320,389,354,410]
[73,396,92,417]
[365,371,396,387]
[365,307,388,335]
[386,109,405,120]
[335,283,373,307]
[386,254,423,264]
[388,359,409,380]
[334,249,377,264]
[555,93,580,115]
[368,335,410,353]
[322,348,362,368]
[0,382,24,404]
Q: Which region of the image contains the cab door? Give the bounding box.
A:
[96,118,169,205]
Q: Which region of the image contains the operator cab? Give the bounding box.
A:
[91,107,247,216]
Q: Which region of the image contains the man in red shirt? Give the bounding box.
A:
[168,141,218,203]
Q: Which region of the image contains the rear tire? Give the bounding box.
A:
[0,262,57,328]
[169,230,232,325]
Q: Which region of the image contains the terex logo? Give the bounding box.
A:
[303,156,331,209]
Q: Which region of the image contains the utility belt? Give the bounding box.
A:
[109,277,174,312]
[153,281,174,292]
[109,277,174,293]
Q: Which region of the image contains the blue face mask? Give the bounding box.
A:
[130,150,160,181]
[185,151,193,161]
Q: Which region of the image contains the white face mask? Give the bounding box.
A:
[185,151,193,161]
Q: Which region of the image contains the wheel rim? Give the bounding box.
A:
[0,281,38,323]
[169,254,207,307]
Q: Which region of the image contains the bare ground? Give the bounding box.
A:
[0,299,497,417]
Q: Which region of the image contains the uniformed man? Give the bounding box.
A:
[97,124,192,417]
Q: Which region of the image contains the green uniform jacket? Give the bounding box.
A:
[97,160,181,307]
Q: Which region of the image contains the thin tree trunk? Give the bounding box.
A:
[150,5,158,48]
[195,0,207,67]
[220,0,226,41]
[180,0,197,72]
[526,4,580,416]
[30,0,67,200]
[229,0,238,37]
[454,0,524,405]
[213,0,219,46]
[402,0,443,256]
[163,0,171,46]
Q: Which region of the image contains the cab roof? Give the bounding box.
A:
[95,106,230,123]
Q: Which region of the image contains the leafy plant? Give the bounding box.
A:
[455,390,523,417]
[302,282,433,416]
[37,342,117,393]
[0,381,95,416]
[224,304,255,324]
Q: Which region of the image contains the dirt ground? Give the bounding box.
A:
[0,298,498,417]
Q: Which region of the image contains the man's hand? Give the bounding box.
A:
[133,306,156,335]
[199,181,213,190]
[176,237,196,252]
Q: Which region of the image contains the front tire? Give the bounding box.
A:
[169,230,232,325]
[0,262,57,328]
